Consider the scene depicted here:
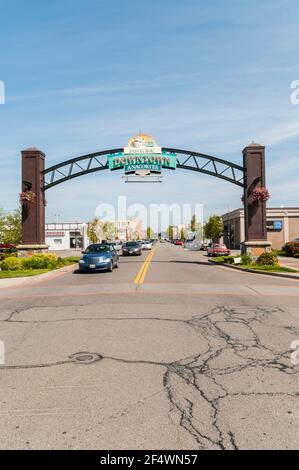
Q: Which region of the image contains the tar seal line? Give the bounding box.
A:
[99,455,134,467]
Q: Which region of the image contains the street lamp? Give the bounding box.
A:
[126,221,130,241]
[54,213,61,225]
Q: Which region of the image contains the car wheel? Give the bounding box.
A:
[107,261,113,272]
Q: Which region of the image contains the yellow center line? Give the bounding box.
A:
[134,248,157,285]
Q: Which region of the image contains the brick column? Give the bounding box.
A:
[18,147,47,254]
[242,143,271,256]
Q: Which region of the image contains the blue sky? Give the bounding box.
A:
[0,0,299,225]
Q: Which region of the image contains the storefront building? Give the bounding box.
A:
[222,207,299,250]
[45,222,89,251]
[115,218,144,241]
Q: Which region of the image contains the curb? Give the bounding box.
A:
[208,259,299,280]
[0,263,77,289]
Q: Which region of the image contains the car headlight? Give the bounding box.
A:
[100,257,110,263]
[79,259,85,264]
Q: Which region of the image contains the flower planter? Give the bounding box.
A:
[19,191,36,205]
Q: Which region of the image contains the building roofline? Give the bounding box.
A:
[221,207,299,219]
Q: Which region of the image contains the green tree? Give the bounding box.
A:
[87,218,99,243]
[180,228,186,241]
[166,225,174,240]
[146,227,154,239]
[190,214,196,232]
[0,207,5,240]
[102,221,116,241]
[190,214,203,240]
[204,215,224,242]
[0,207,22,244]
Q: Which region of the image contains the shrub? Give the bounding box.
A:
[62,256,80,264]
[285,241,299,256]
[256,252,278,266]
[0,256,23,271]
[55,256,80,267]
[0,252,17,261]
[22,254,58,270]
[294,253,299,259]
[56,257,67,267]
[241,254,252,265]
[222,256,235,264]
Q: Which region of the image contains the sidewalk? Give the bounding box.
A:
[0,264,75,289]
[278,256,299,270]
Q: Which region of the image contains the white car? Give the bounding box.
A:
[112,242,122,252]
[185,240,202,251]
[141,240,153,250]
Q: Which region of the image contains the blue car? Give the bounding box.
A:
[79,244,119,272]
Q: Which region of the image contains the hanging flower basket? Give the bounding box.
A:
[19,191,36,205]
[251,187,270,202]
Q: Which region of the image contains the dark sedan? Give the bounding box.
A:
[122,241,142,256]
[79,244,119,272]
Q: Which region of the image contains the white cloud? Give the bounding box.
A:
[258,119,299,145]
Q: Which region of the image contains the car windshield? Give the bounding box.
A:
[214,244,225,248]
[125,242,140,246]
[85,245,110,253]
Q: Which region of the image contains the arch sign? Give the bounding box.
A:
[18,137,271,258]
[107,134,177,176]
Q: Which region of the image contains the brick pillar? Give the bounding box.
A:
[242,143,271,256]
[18,147,47,253]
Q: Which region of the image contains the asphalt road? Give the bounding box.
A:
[0,242,299,450]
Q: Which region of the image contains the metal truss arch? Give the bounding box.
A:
[43,147,245,190]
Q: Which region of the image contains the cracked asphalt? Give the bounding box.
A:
[0,242,299,450]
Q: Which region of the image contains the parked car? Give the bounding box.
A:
[207,243,230,257]
[141,240,153,250]
[174,240,184,246]
[185,240,202,251]
[79,244,119,272]
[200,242,209,251]
[0,243,16,253]
[109,241,122,252]
[285,239,299,256]
[122,241,142,256]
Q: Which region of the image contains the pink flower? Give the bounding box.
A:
[251,187,270,202]
[19,191,36,205]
